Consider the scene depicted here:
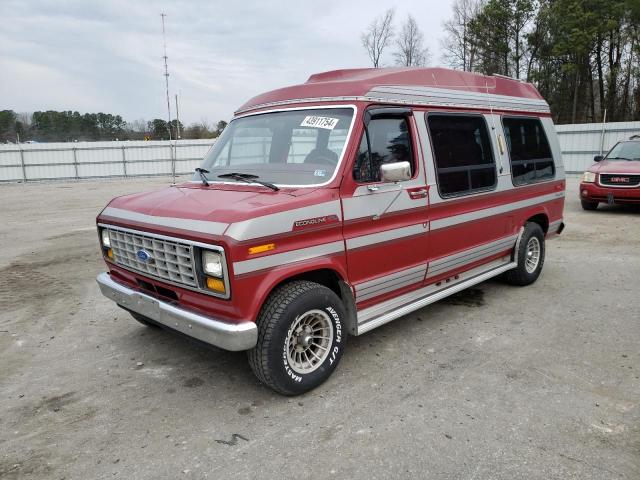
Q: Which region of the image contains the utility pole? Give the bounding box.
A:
[175,93,181,173]
[160,12,175,184]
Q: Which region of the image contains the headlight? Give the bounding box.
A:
[582,171,596,183]
[101,229,111,247]
[202,251,223,278]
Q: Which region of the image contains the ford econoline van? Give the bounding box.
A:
[96,68,565,395]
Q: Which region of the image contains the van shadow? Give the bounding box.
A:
[112,280,498,403]
[114,322,267,399]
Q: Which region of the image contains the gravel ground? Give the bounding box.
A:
[0,175,638,480]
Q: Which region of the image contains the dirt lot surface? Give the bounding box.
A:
[0,176,638,479]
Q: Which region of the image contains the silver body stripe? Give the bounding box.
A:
[236,89,550,116]
[352,235,516,303]
[346,223,426,250]
[224,200,342,241]
[355,264,427,293]
[430,191,564,231]
[367,85,551,113]
[356,257,516,333]
[103,191,560,241]
[342,188,426,220]
[102,207,228,235]
[426,235,517,278]
[233,241,344,275]
[357,272,426,302]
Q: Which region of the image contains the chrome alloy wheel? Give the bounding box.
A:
[286,309,334,375]
[524,237,541,273]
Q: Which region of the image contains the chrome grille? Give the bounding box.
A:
[107,227,197,287]
[599,174,640,187]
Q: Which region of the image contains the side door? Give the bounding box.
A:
[419,112,514,283]
[341,108,429,307]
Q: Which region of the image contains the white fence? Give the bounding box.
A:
[556,121,640,173]
[1,121,639,182]
[0,139,216,182]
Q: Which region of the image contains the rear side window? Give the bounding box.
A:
[353,118,414,183]
[502,117,554,185]
[427,114,496,197]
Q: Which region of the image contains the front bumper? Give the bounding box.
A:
[96,272,257,351]
[580,182,640,203]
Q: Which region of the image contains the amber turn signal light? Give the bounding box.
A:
[248,243,275,255]
[206,277,225,293]
[107,248,114,259]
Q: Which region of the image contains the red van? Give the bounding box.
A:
[96,68,565,395]
[579,136,640,209]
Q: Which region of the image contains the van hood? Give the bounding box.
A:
[592,160,640,174]
[99,183,340,239]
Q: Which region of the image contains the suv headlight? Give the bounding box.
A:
[582,171,596,183]
[202,251,223,278]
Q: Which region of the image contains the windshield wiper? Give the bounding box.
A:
[218,172,279,191]
[607,156,633,161]
[194,167,210,186]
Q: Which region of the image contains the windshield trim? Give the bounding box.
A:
[189,104,358,189]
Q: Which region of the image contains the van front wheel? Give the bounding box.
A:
[504,222,545,286]
[248,281,347,396]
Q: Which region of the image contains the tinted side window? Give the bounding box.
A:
[427,114,496,197]
[353,118,414,183]
[502,117,554,185]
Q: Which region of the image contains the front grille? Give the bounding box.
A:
[599,174,640,187]
[107,227,197,287]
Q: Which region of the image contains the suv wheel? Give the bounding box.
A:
[248,281,346,395]
[581,199,598,210]
[504,222,545,286]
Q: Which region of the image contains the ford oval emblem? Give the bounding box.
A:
[136,249,153,263]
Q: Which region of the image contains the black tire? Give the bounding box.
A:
[130,312,161,329]
[504,222,545,286]
[581,199,598,211]
[248,280,347,396]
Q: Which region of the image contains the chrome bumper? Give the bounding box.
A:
[96,273,257,351]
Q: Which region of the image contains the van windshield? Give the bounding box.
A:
[195,108,355,187]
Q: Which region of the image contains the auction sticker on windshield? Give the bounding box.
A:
[300,116,339,130]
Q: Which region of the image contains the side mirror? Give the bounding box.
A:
[380,161,411,183]
[594,155,603,162]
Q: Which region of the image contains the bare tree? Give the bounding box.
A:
[361,9,395,68]
[17,112,32,127]
[394,15,430,67]
[129,118,148,133]
[440,0,482,71]
[198,117,212,131]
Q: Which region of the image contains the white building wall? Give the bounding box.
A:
[0,139,215,182]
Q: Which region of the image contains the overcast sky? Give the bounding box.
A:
[1,1,453,126]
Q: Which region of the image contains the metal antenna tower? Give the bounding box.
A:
[160,12,175,184]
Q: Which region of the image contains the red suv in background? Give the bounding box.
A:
[580,136,640,210]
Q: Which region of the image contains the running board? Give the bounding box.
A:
[356,257,517,335]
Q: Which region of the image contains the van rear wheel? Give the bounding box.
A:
[504,222,545,286]
[248,280,346,396]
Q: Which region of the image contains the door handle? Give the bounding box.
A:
[408,187,428,200]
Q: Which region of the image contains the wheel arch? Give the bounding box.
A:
[251,262,358,336]
[524,211,549,234]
